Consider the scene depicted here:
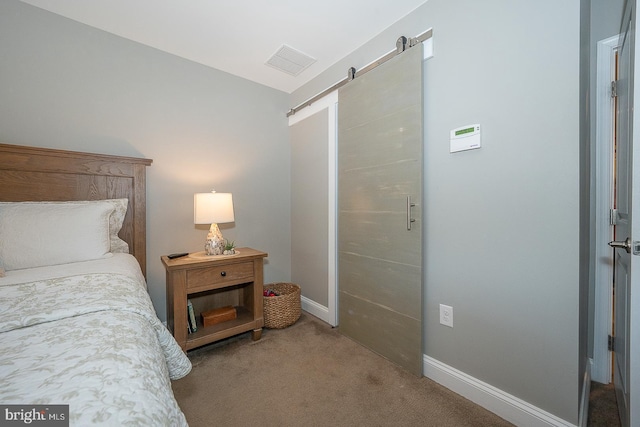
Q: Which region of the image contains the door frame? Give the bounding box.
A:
[628,2,640,422]
[288,90,339,327]
[594,26,640,427]
[593,34,619,384]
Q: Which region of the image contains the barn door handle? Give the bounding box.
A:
[407,196,416,230]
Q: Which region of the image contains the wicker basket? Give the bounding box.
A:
[263,282,301,329]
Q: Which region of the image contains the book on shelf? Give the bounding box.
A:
[187,299,197,333]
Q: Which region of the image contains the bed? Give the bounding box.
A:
[0,143,191,426]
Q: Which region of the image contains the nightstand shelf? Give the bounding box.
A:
[162,247,268,352]
[186,306,253,350]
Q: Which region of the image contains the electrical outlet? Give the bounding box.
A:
[439,304,453,328]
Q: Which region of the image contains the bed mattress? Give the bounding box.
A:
[0,254,192,426]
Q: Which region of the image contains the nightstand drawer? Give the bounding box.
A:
[187,261,254,291]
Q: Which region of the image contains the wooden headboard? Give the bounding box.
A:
[0,143,153,276]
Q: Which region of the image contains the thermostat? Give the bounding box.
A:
[450,124,481,153]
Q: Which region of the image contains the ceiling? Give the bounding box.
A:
[19,0,429,94]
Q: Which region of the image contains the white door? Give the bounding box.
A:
[609,1,639,425]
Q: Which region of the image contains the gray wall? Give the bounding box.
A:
[0,0,292,321]
[293,0,581,423]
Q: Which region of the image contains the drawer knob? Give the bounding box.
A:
[220,271,227,277]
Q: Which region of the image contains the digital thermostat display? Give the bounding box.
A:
[455,127,475,136]
[450,124,481,153]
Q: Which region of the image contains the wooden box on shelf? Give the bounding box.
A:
[162,247,268,352]
[202,305,237,327]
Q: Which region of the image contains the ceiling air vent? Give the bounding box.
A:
[266,45,316,76]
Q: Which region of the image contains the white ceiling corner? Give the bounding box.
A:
[18,0,428,93]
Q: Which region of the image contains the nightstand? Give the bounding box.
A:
[162,247,268,351]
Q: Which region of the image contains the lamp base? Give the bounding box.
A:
[204,223,225,255]
[189,250,240,259]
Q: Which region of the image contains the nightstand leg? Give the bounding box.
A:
[252,328,262,341]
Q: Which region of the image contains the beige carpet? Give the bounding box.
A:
[588,382,621,426]
[172,313,513,427]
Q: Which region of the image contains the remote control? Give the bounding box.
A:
[167,252,189,259]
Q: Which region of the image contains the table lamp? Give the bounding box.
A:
[194,191,235,255]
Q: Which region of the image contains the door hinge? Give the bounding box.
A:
[611,80,618,98]
[608,335,615,352]
[610,208,618,225]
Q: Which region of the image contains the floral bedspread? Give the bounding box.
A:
[0,273,192,426]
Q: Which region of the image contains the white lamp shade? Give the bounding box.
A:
[194,192,235,224]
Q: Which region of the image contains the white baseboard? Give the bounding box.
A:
[301,296,331,324]
[423,355,577,427]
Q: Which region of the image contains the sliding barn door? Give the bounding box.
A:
[338,44,423,375]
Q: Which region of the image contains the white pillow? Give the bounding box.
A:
[0,199,129,254]
[63,199,129,253]
[0,201,115,271]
